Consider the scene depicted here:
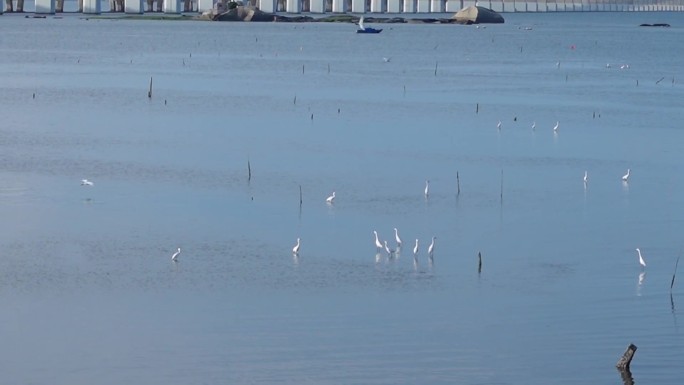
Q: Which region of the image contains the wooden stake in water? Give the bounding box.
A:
[148,76,153,98]
[302,64,305,74]
[616,344,638,370]
[671,255,681,291]
[456,171,461,196]
[500,169,504,204]
[293,95,297,105]
[434,61,438,76]
[247,158,252,182]
[299,185,303,206]
[476,103,479,114]
[656,76,665,84]
[327,63,330,74]
[478,252,482,274]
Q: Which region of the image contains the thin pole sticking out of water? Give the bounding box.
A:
[434,61,438,76]
[327,63,330,74]
[500,169,504,204]
[403,85,406,96]
[302,64,305,74]
[148,76,153,98]
[671,255,681,291]
[656,76,665,84]
[293,95,297,105]
[247,158,252,182]
[299,185,303,206]
[478,252,482,274]
[456,171,461,196]
[476,103,479,114]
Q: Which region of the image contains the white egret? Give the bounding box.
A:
[394,228,402,248]
[384,240,393,257]
[531,121,536,130]
[80,179,94,186]
[424,180,430,197]
[583,170,588,184]
[382,57,391,63]
[553,121,559,132]
[497,120,502,130]
[292,238,301,255]
[326,191,336,204]
[622,169,630,182]
[373,231,383,251]
[171,247,181,261]
[413,239,419,256]
[427,237,436,257]
[636,248,646,268]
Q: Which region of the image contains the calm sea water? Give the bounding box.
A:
[1,11,684,384]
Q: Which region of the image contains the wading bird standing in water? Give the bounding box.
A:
[373,231,383,252]
[636,248,646,268]
[292,238,300,255]
[428,237,436,259]
[171,247,181,262]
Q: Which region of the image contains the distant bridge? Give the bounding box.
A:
[4,0,683,15]
[261,0,684,13]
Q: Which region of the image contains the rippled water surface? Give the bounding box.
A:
[1,11,684,384]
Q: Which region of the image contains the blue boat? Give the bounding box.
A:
[356,17,382,34]
[357,27,383,34]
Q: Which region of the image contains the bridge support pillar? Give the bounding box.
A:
[286,0,301,12]
[259,0,276,12]
[163,0,181,12]
[351,0,365,11]
[83,0,101,13]
[403,0,415,12]
[430,0,443,11]
[332,0,344,12]
[125,0,144,12]
[35,0,55,13]
[197,0,213,12]
[311,0,324,11]
[416,0,429,11]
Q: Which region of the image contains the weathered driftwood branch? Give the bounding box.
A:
[616,344,637,370]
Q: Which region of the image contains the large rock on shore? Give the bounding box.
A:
[452,5,504,24]
[200,3,275,21]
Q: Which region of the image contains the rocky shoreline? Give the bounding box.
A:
[199,9,460,24]
[198,4,504,24]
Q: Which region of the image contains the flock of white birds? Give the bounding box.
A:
[76,116,639,267]
[79,157,640,267]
